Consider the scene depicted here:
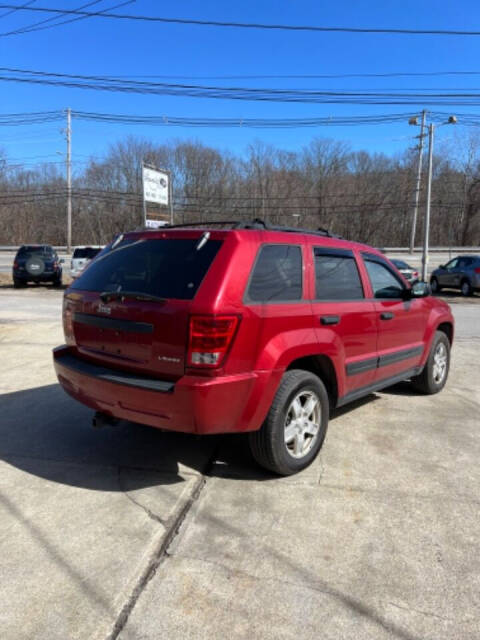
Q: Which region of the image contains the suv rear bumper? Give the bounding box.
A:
[13,269,61,282]
[53,345,267,434]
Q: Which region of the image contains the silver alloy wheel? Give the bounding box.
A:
[461,281,470,296]
[432,342,448,385]
[284,390,321,459]
[431,278,438,292]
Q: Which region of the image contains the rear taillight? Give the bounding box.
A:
[474,267,480,274]
[63,298,75,344]
[53,261,59,269]
[187,315,240,368]
[413,271,419,278]
[13,261,18,268]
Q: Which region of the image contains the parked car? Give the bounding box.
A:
[53,221,454,475]
[430,255,480,296]
[390,258,419,283]
[13,244,63,287]
[71,246,103,279]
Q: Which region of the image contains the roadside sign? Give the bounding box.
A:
[142,164,173,227]
[142,166,169,205]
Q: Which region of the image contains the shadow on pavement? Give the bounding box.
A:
[0,383,232,490]
[0,379,426,491]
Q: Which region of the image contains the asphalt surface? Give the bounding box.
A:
[0,286,479,639]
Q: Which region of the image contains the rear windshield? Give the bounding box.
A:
[17,246,54,257]
[70,237,222,300]
[73,247,102,259]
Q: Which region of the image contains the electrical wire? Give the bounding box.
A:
[0,0,35,20]
[1,5,480,37]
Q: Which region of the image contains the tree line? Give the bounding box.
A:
[1,134,480,247]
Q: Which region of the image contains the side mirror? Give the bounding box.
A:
[439,264,445,269]
[411,281,431,298]
[59,258,65,264]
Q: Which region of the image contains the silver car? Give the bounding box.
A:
[390,259,419,283]
[430,255,480,296]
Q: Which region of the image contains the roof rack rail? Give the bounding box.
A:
[141,218,342,238]
[234,218,342,239]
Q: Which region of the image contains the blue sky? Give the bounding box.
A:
[1,0,480,170]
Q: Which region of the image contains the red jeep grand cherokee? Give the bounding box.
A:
[53,221,454,475]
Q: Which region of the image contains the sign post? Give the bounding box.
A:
[142,164,173,227]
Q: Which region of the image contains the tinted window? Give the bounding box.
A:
[70,237,222,300]
[17,245,54,257]
[73,247,102,259]
[364,260,405,298]
[247,244,302,302]
[314,250,364,300]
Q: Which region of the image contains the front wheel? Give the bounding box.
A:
[430,277,441,294]
[460,279,472,296]
[411,331,450,394]
[248,369,329,475]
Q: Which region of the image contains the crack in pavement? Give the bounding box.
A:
[117,466,167,526]
[104,449,218,640]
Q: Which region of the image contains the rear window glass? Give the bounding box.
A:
[314,250,364,300]
[17,246,54,257]
[247,244,302,302]
[73,247,102,259]
[70,237,222,300]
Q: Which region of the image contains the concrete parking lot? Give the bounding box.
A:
[0,284,479,640]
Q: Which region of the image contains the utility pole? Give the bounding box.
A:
[409,110,426,254]
[66,107,72,253]
[422,123,434,282]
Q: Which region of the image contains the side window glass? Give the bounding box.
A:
[445,259,458,270]
[247,245,302,302]
[314,250,364,300]
[365,260,405,299]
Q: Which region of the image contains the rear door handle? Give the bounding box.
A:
[320,315,340,326]
[380,312,395,320]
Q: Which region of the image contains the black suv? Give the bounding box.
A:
[13,245,63,287]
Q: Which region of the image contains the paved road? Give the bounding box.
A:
[0,288,479,639]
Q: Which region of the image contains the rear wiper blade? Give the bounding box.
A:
[99,291,167,303]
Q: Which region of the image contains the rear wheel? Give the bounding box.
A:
[13,278,25,288]
[249,369,329,475]
[460,279,472,296]
[53,276,62,288]
[411,331,450,394]
[430,277,441,293]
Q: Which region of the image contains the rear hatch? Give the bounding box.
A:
[66,233,223,380]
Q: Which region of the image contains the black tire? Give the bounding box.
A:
[53,276,62,288]
[248,369,329,475]
[460,279,473,297]
[411,331,450,395]
[13,278,25,288]
[430,277,441,294]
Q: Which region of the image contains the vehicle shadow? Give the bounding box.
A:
[0,382,263,490]
[0,379,426,491]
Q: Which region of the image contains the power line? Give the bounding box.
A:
[3,108,480,129]
[0,0,35,20]
[1,5,480,37]
[3,67,480,105]
[4,0,105,36]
